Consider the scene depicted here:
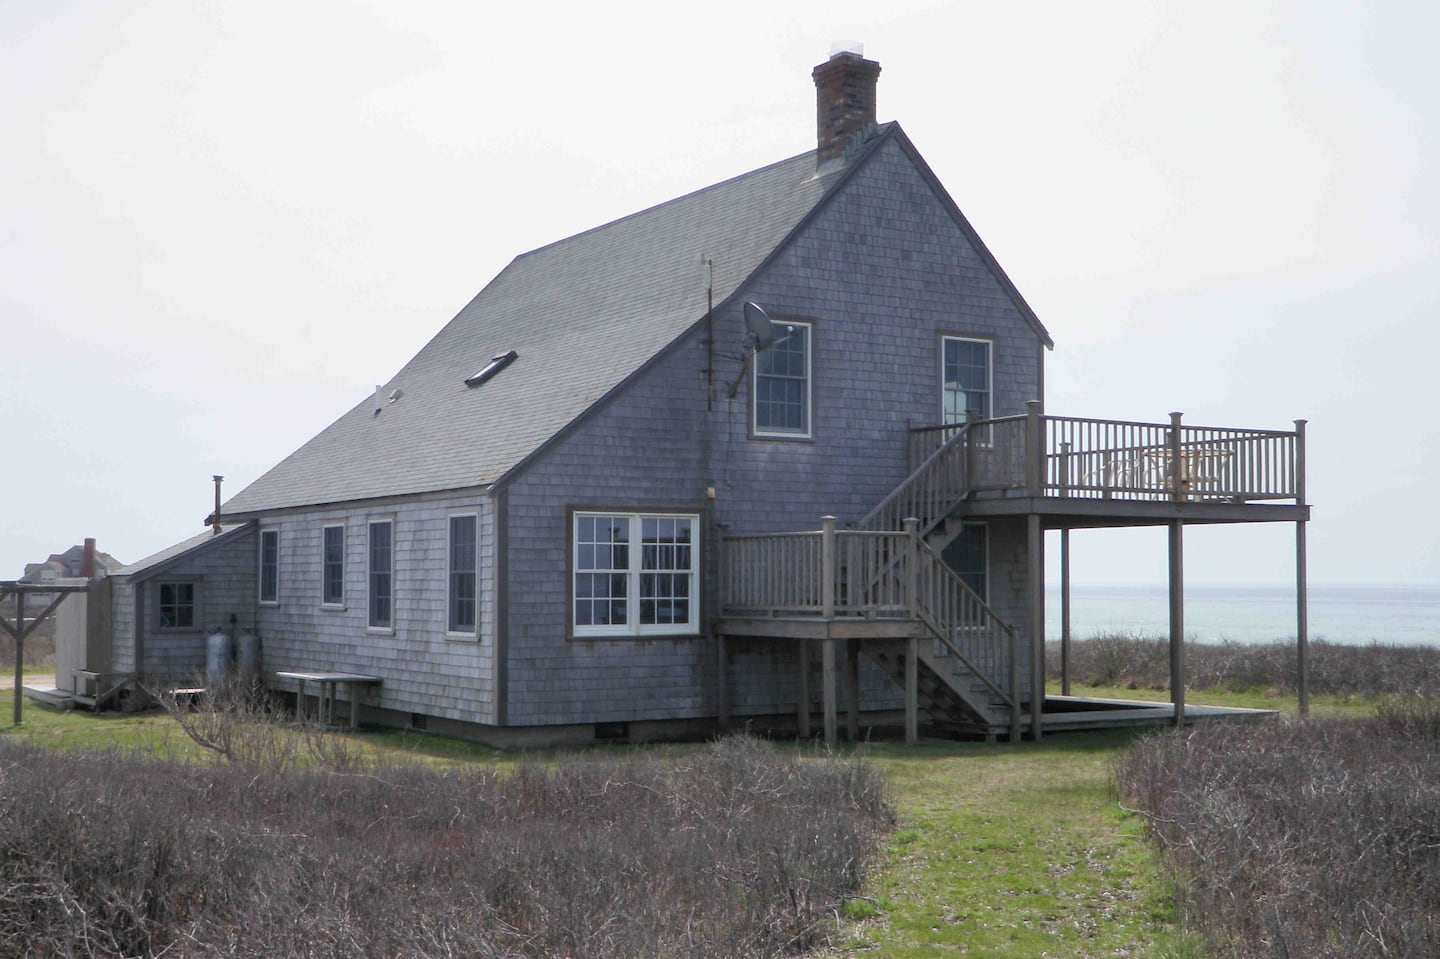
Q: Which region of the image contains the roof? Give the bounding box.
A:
[222,146,845,515]
[112,522,256,581]
[221,122,1051,516]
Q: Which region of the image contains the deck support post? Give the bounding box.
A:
[716,633,730,732]
[822,638,838,747]
[1295,419,1309,717]
[1027,513,1044,741]
[846,639,860,742]
[797,641,811,740]
[905,635,919,745]
[1168,519,1185,726]
[1060,528,1072,697]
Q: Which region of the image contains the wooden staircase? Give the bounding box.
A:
[851,421,1022,737]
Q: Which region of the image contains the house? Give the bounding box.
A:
[20,540,122,585]
[66,52,1310,744]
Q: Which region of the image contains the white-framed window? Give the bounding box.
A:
[448,514,478,635]
[941,336,992,425]
[941,522,988,602]
[754,320,811,437]
[368,519,393,630]
[157,580,198,630]
[258,529,280,605]
[572,511,699,637]
[321,524,345,607]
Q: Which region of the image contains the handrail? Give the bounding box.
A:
[910,412,1303,504]
[857,421,971,537]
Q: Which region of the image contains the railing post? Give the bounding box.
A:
[1294,419,1307,505]
[965,408,979,492]
[1059,441,1071,498]
[903,517,920,620]
[1026,400,1043,496]
[821,516,837,618]
[1169,411,1185,502]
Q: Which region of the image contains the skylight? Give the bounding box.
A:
[465,350,518,388]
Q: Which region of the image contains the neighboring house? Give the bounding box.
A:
[87,52,1310,744]
[20,542,122,584]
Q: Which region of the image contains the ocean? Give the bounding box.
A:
[1044,582,1440,648]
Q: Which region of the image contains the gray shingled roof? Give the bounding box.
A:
[222,147,841,515]
[114,522,255,580]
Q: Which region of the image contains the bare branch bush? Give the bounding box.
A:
[0,733,892,958]
[1115,708,1440,958]
[1049,635,1440,697]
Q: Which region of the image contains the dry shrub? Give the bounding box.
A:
[1116,708,1440,958]
[1050,634,1440,697]
[0,734,892,958]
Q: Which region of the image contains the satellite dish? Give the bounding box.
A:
[743,301,778,349]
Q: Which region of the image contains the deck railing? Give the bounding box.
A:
[719,517,1017,713]
[910,406,1306,504]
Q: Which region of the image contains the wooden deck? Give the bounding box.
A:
[716,408,1309,744]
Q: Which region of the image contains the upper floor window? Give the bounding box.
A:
[754,321,811,437]
[368,519,393,629]
[573,512,699,637]
[158,581,196,630]
[942,336,992,424]
[322,524,345,607]
[258,529,279,605]
[448,514,478,635]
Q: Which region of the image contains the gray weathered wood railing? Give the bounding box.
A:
[719,517,1017,720]
[910,406,1305,504]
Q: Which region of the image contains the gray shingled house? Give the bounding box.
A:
[80,52,1310,744]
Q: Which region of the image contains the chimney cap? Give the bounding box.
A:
[829,41,864,58]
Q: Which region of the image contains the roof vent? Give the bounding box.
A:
[465,350,518,388]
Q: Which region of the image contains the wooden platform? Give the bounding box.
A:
[1037,695,1276,733]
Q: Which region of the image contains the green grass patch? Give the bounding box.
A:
[818,731,1204,958]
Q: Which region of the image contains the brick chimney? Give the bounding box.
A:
[80,537,96,578]
[812,48,881,171]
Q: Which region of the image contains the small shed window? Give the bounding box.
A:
[158,581,197,629]
[465,350,518,387]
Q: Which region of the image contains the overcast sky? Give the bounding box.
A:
[3,1,1437,587]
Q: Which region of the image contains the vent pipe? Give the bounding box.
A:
[212,475,224,536]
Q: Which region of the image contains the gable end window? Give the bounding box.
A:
[259,529,279,605]
[448,514,478,635]
[322,524,345,607]
[573,512,699,637]
[158,581,197,630]
[753,321,811,437]
[942,336,992,424]
[368,519,393,630]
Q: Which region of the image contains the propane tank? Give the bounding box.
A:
[236,631,261,687]
[205,628,233,685]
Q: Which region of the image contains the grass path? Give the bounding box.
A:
[820,731,1194,958]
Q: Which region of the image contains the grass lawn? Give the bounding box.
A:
[4,687,1363,958]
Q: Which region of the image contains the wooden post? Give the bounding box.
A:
[846,639,860,742]
[820,516,837,619]
[797,641,811,740]
[1169,411,1185,502]
[822,638,838,746]
[1058,441,1071,498]
[1060,528,1072,697]
[905,635,919,745]
[1025,400,1044,497]
[904,517,920,746]
[1028,513,1044,741]
[1295,420,1309,717]
[716,633,730,731]
[1168,519,1185,726]
[13,598,24,726]
[964,408,979,492]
